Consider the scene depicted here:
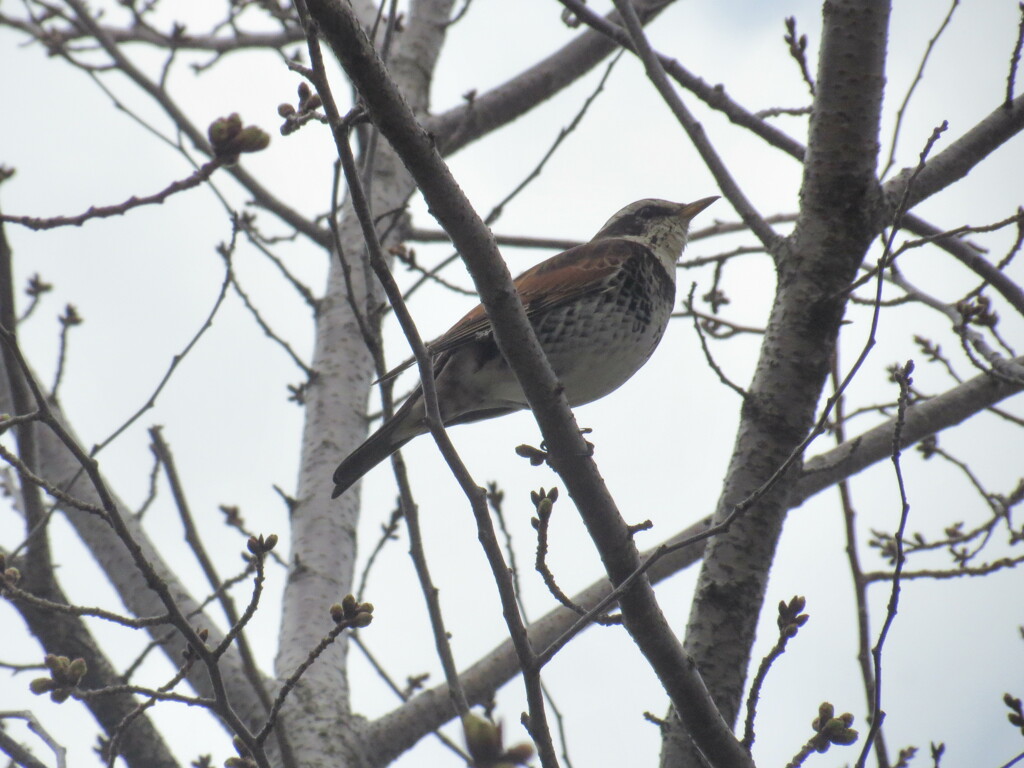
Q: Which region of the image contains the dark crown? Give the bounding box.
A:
[594,201,678,239]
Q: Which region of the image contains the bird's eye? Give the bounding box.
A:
[638,205,658,218]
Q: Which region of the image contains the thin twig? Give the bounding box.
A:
[354,505,402,602]
[0,160,226,230]
[783,17,815,96]
[240,225,318,311]
[611,0,779,251]
[685,284,748,398]
[863,555,1024,582]
[880,0,959,179]
[486,483,528,619]
[1007,2,1024,109]
[831,352,892,768]
[222,252,315,378]
[855,361,915,768]
[1,581,171,628]
[402,50,625,304]
[407,213,795,256]
[0,442,107,522]
[742,597,809,750]
[997,750,1024,768]
[16,274,53,325]
[91,243,234,455]
[532,489,617,625]
[134,449,161,519]
[50,304,81,397]
[257,622,349,744]
[672,308,764,337]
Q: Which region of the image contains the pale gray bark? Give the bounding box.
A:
[270,0,456,759]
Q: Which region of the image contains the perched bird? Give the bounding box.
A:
[331,196,718,498]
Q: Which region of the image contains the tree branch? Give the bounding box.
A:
[886,93,1024,211]
[670,4,892,764]
[306,2,752,765]
[426,0,675,156]
[796,358,1024,504]
[608,0,778,250]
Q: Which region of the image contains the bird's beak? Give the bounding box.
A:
[677,196,719,221]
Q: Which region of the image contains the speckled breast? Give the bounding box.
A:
[533,250,676,406]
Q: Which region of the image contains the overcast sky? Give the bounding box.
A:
[2,2,1023,767]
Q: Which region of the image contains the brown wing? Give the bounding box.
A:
[427,238,648,356]
[375,239,653,382]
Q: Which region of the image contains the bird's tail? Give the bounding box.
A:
[331,404,418,499]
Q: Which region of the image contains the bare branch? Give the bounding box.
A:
[856,361,916,768]
[880,0,960,179]
[1007,2,1024,108]
[887,93,1024,212]
[612,0,779,250]
[0,160,225,230]
[797,358,1024,504]
[783,16,816,96]
[90,247,233,456]
[556,0,807,159]
[742,596,810,749]
[428,0,676,155]
[307,2,752,765]
[831,355,892,767]
[903,212,1024,319]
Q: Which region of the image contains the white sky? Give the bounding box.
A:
[1,1,1023,767]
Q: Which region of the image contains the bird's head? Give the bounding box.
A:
[593,196,719,271]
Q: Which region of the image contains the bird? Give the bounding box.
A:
[331,196,719,498]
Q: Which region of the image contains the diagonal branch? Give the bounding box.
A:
[885,93,1024,211]
[795,358,1024,504]
[305,2,753,766]
[58,0,327,247]
[426,0,675,156]
[366,349,1024,759]
[902,213,1024,319]
[0,219,180,768]
[0,363,271,745]
[556,0,806,160]
[668,5,893,765]
[609,0,779,252]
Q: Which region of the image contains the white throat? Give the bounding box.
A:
[598,224,689,276]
